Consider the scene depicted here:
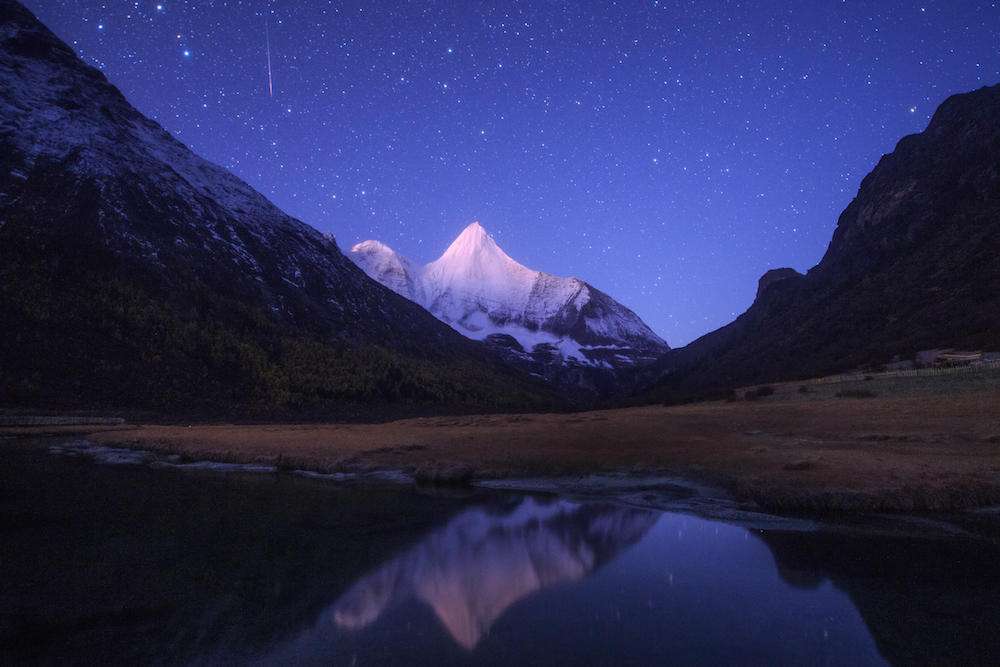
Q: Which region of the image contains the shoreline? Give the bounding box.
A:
[5,378,1000,515]
[0,388,1000,513]
[10,435,998,544]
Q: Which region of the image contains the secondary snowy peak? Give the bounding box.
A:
[350,240,423,302]
[350,222,669,368]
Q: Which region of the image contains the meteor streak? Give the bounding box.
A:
[265,19,273,97]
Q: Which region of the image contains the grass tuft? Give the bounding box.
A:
[836,389,878,399]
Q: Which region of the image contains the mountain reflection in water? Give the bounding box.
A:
[326,497,658,649]
[5,442,1000,666]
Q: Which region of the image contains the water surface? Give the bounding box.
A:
[1,438,998,665]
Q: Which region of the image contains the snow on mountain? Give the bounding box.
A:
[349,240,424,303]
[0,1,555,414]
[351,222,668,367]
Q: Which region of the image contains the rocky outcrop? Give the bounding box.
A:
[646,83,1000,400]
[756,268,804,299]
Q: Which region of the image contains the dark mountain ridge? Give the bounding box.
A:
[646,83,1000,400]
[0,0,553,417]
[3,0,996,415]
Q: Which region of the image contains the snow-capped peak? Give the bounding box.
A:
[349,239,422,302]
[351,239,395,255]
[424,222,536,313]
[436,221,506,265]
[350,222,668,368]
[428,222,530,286]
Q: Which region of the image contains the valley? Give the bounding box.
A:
[3,1,1000,661]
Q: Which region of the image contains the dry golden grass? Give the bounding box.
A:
[54,381,1000,512]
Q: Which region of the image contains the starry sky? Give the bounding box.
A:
[25,0,1000,346]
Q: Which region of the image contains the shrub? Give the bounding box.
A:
[744,385,775,401]
[836,389,877,399]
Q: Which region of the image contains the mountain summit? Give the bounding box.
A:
[351,222,668,368]
[0,1,549,415]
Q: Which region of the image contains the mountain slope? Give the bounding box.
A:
[0,0,552,416]
[646,83,1000,400]
[351,222,668,369]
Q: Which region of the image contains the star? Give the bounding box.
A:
[48,0,1000,347]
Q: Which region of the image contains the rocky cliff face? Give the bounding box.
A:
[755,268,804,300]
[351,222,668,371]
[647,83,1000,399]
[0,0,550,415]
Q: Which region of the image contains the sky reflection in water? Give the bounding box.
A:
[258,496,884,665]
[4,443,1000,666]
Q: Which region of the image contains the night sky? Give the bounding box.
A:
[25,1,1000,346]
